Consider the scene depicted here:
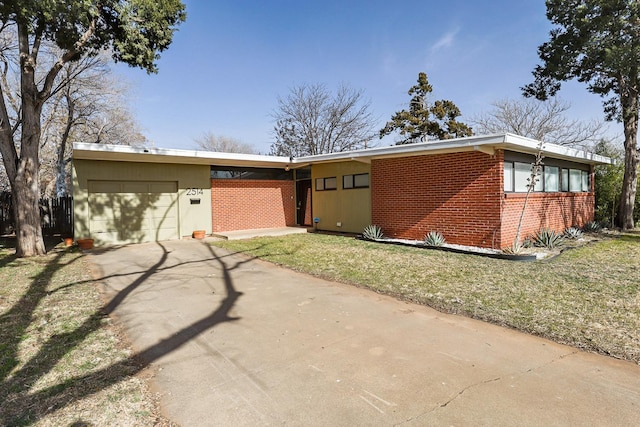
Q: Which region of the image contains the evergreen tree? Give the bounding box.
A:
[380,72,472,144]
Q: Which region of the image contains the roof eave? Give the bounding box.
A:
[72,142,292,168]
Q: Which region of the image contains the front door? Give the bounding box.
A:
[296,179,312,226]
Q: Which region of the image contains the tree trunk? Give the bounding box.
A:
[618,88,640,230]
[14,25,47,256]
[13,101,46,256]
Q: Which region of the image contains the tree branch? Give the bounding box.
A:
[39,15,97,103]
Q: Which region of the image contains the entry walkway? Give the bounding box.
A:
[89,240,640,426]
[211,226,308,240]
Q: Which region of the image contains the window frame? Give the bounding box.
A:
[343,173,370,189]
[316,176,337,191]
[544,166,559,192]
[504,162,513,192]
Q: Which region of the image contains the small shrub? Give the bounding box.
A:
[502,242,523,254]
[582,221,602,233]
[533,228,564,249]
[424,231,446,246]
[563,227,584,240]
[362,225,384,240]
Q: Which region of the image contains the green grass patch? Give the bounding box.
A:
[0,241,171,426]
[213,233,640,364]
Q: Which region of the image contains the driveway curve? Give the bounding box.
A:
[89,240,640,426]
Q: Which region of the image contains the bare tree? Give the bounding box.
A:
[270,83,377,157]
[194,132,256,154]
[471,97,606,148]
[1,42,146,198]
[39,51,146,196]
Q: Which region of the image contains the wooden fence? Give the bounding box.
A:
[0,192,74,236]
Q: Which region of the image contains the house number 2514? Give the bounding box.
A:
[186,188,204,195]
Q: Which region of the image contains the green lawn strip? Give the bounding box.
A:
[0,242,169,426]
[212,233,640,364]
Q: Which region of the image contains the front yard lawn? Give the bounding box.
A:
[0,238,170,426]
[212,232,640,364]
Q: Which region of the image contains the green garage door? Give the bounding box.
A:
[88,181,179,244]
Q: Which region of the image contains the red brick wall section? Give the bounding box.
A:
[211,180,296,232]
[371,152,503,248]
[500,192,594,248]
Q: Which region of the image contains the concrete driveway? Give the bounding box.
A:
[89,240,640,426]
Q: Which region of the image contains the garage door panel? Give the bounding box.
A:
[88,180,179,244]
[122,182,150,193]
[150,182,178,193]
[89,219,119,234]
[90,181,123,193]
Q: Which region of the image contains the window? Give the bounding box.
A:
[514,162,539,192]
[569,169,583,192]
[295,167,311,180]
[504,163,513,192]
[211,166,293,180]
[544,166,559,192]
[343,173,369,189]
[582,171,590,192]
[561,169,569,192]
[316,177,337,191]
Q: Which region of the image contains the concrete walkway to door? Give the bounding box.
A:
[88,240,640,426]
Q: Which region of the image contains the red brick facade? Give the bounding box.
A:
[371,151,595,249]
[372,152,503,248]
[500,192,594,247]
[210,179,296,232]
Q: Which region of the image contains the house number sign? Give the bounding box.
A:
[186,188,204,195]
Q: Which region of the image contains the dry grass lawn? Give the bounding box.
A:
[0,238,173,426]
[212,232,640,365]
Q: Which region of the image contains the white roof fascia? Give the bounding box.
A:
[293,134,506,164]
[72,133,613,168]
[72,142,292,168]
[292,133,612,165]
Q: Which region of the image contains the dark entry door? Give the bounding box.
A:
[296,179,312,226]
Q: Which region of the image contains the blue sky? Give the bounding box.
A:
[114,0,617,153]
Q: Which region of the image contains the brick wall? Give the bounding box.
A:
[210,180,296,231]
[500,192,594,247]
[371,152,503,248]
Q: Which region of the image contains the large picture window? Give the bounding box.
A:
[504,159,589,194]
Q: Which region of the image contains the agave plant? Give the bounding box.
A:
[582,221,602,233]
[533,228,564,249]
[362,224,384,240]
[563,227,584,240]
[424,231,446,246]
[502,241,523,254]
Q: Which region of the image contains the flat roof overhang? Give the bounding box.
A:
[72,142,293,169]
[73,133,613,168]
[294,133,613,165]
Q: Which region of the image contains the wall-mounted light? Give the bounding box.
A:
[285,165,290,171]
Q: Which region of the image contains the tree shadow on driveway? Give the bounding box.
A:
[0,241,247,425]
